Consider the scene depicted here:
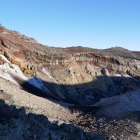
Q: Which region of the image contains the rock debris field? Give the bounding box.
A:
[0,77,140,140]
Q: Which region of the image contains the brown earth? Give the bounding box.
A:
[0,25,140,139]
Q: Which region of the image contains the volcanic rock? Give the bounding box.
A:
[0,25,140,139]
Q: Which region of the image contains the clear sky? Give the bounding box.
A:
[0,0,140,51]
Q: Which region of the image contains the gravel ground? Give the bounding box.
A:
[0,77,103,140]
[0,77,140,139]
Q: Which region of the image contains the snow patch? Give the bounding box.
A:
[115,74,122,77]
[42,68,59,84]
[0,54,10,63]
[0,55,51,94]
[27,77,51,93]
[0,54,27,84]
[0,63,24,84]
[94,90,140,118]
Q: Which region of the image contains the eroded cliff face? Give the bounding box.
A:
[1,25,140,140]
[0,25,140,105]
[40,52,140,104]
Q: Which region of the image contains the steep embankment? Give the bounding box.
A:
[1,24,140,106]
[0,25,140,139]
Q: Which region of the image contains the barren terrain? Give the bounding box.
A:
[0,25,140,139]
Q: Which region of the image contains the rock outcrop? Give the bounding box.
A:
[0,25,140,139]
[0,25,140,103]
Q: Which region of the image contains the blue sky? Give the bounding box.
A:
[0,0,140,51]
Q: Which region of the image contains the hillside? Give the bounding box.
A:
[0,25,140,139]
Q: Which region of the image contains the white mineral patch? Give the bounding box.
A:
[0,55,50,93]
[94,90,140,118]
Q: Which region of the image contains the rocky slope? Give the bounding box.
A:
[0,25,140,139]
